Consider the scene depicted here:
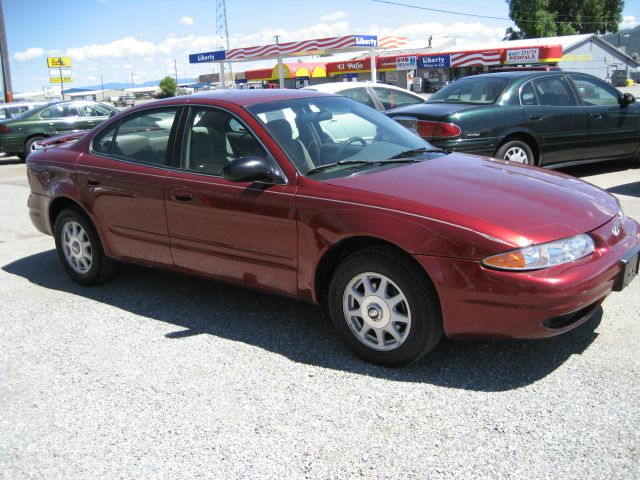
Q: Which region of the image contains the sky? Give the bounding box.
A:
[3,0,639,93]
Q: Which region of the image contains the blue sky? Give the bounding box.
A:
[4,0,639,93]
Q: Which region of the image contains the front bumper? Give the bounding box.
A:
[416,215,640,339]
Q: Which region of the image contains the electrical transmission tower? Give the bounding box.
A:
[216,0,231,85]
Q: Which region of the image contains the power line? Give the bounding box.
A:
[370,0,630,25]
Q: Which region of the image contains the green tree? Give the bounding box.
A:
[504,0,624,40]
[157,76,178,98]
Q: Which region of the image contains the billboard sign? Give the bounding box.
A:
[47,57,72,68]
[419,55,451,68]
[354,35,378,47]
[50,77,72,84]
[396,56,417,70]
[50,68,72,76]
[506,48,540,64]
[189,50,227,63]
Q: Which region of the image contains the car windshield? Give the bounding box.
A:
[427,77,508,104]
[247,96,436,179]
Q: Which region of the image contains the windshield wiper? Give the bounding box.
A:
[389,148,449,159]
[305,160,374,176]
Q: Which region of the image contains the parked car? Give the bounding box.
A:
[387,71,640,168]
[0,101,47,120]
[26,90,639,366]
[113,94,135,107]
[0,100,118,159]
[303,82,425,111]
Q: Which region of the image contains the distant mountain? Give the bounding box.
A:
[603,25,640,58]
[84,78,198,91]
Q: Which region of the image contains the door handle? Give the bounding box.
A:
[529,114,543,120]
[48,122,55,126]
[173,192,193,202]
[590,113,602,119]
[87,179,100,186]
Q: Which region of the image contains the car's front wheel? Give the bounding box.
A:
[328,247,442,366]
[54,208,117,285]
[496,139,535,165]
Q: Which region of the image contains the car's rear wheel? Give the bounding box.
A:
[328,247,442,366]
[24,136,45,158]
[496,139,535,165]
[54,208,117,285]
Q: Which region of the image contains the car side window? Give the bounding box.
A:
[92,107,178,165]
[569,75,620,107]
[40,104,79,119]
[180,107,267,176]
[520,82,538,106]
[341,88,377,109]
[372,87,423,110]
[532,76,577,107]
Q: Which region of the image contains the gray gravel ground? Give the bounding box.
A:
[1,157,639,479]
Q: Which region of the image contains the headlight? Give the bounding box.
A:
[482,234,595,271]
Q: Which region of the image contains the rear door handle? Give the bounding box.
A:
[529,114,543,120]
[590,113,603,119]
[87,179,100,186]
[172,192,193,202]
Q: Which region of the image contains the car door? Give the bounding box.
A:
[39,103,85,135]
[164,105,299,295]
[521,75,588,165]
[75,106,180,266]
[568,73,640,160]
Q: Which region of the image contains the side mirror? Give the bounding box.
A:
[621,93,636,105]
[222,156,285,184]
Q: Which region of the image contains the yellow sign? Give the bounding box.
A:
[50,76,73,84]
[47,57,72,68]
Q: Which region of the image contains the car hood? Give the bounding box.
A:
[323,153,619,250]
[387,102,482,120]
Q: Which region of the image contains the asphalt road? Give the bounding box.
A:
[1,157,639,479]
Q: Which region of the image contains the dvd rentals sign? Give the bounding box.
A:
[506,48,540,64]
[396,56,417,70]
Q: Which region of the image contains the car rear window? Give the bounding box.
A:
[427,77,508,104]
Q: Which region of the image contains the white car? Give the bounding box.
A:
[303,82,425,111]
[0,101,47,120]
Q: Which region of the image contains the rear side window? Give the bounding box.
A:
[341,87,377,109]
[531,76,577,106]
[91,107,178,165]
[41,104,79,118]
[520,82,538,105]
[372,87,423,110]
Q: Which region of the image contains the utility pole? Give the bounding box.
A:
[216,0,231,87]
[0,0,14,102]
[174,59,178,84]
[131,72,134,90]
[100,75,104,100]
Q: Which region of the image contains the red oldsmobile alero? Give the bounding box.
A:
[26,89,640,365]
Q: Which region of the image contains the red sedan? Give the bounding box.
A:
[26,89,640,366]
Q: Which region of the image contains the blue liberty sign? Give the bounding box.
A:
[354,35,378,47]
[189,50,227,63]
[419,55,451,68]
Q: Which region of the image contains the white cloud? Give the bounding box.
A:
[620,16,638,29]
[180,16,194,26]
[65,37,157,61]
[320,11,347,21]
[14,47,45,62]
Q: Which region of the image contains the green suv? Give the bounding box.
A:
[0,100,117,159]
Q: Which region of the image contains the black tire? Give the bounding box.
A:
[328,246,443,366]
[496,139,535,165]
[54,208,117,286]
[24,136,45,158]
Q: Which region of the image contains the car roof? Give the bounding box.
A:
[155,88,336,107]
[458,70,585,82]
[303,82,410,94]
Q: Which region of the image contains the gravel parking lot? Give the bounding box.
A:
[1,156,638,479]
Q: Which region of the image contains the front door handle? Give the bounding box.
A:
[529,114,543,120]
[172,192,193,202]
[87,179,100,186]
[590,113,603,119]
